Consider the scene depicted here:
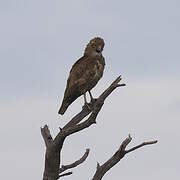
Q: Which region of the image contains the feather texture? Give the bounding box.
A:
[58,37,105,115]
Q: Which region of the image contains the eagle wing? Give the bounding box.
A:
[58,56,92,114]
[66,57,91,98]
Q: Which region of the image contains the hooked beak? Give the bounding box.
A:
[96,46,102,53]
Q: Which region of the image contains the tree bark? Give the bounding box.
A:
[92,135,157,180]
[41,76,157,180]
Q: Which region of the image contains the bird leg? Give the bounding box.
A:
[88,91,97,103]
[88,91,93,101]
[83,93,88,104]
[83,93,91,110]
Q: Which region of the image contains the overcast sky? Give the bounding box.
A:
[0,0,180,179]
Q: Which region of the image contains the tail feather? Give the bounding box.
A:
[58,91,80,115]
[58,101,70,115]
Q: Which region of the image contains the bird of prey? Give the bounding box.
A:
[58,37,105,115]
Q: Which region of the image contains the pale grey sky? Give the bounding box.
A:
[0,0,180,179]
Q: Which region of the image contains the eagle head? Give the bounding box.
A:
[84,37,105,57]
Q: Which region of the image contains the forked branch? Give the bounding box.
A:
[92,135,158,180]
[41,125,53,147]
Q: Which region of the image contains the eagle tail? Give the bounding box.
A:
[58,101,70,115]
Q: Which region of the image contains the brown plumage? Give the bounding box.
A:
[58,37,105,115]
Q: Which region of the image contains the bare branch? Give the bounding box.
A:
[58,172,73,178]
[119,134,132,151]
[59,149,90,174]
[125,140,158,154]
[41,125,53,147]
[63,106,92,130]
[92,135,157,180]
[116,83,126,87]
[98,76,125,100]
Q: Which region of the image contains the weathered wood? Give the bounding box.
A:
[59,149,90,174]
[41,76,157,179]
[92,135,157,180]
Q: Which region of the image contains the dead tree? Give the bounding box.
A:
[41,76,157,180]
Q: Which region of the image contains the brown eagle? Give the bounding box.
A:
[58,37,105,115]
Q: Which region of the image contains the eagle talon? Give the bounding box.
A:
[88,91,97,103]
[91,98,97,103]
